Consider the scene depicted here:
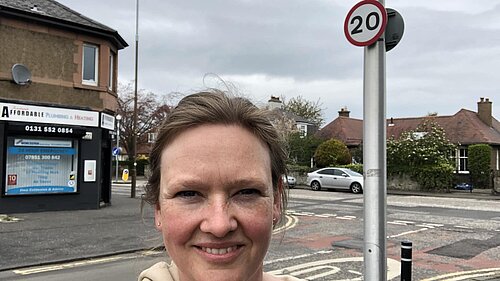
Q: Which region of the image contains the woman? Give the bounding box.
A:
[139,90,302,281]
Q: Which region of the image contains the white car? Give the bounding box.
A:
[283,175,296,189]
[306,168,363,194]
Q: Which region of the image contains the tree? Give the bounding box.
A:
[282,95,324,128]
[387,119,456,191]
[117,82,177,160]
[288,132,323,166]
[314,139,351,168]
[468,144,492,189]
[387,119,455,168]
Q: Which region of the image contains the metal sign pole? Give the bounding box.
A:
[363,1,387,279]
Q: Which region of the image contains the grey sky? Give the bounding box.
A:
[57,0,499,124]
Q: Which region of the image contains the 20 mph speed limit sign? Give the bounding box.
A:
[344,0,387,47]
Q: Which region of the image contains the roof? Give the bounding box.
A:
[317,109,500,146]
[315,116,363,146]
[0,0,128,49]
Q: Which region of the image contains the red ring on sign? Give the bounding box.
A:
[344,0,388,47]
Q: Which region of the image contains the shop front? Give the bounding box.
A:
[0,100,115,213]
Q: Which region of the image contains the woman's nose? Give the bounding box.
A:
[199,201,237,237]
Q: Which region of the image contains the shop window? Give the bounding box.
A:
[4,137,79,195]
[82,43,99,86]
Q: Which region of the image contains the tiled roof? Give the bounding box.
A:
[317,109,500,146]
[315,116,363,146]
[0,0,127,48]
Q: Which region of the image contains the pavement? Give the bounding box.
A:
[0,178,499,277]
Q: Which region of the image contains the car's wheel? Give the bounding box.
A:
[350,182,362,194]
[311,181,321,191]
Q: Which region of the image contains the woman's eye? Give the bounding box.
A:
[175,191,199,198]
[237,189,261,196]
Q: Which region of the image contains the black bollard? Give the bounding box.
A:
[401,240,412,281]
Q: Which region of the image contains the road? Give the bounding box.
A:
[1,186,499,280]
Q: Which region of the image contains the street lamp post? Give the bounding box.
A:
[115,114,122,182]
[131,0,139,198]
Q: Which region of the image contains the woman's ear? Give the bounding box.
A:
[154,204,162,231]
[273,178,283,223]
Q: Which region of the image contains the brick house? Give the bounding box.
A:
[316,98,500,188]
[0,0,127,212]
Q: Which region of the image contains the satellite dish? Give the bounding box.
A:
[11,64,32,85]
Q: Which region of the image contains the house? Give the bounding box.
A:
[266,96,317,137]
[0,0,127,212]
[317,98,500,185]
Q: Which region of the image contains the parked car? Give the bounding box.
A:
[283,175,296,189]
[307,167,363,194]
[454,182,473,192]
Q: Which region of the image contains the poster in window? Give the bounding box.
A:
[4,137,78,195]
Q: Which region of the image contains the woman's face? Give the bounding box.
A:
[155,124,280,281]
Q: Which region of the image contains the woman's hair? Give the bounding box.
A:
[143,89,288,225]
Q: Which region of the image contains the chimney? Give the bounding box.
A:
[477,97,492,127]
[338,106,350,118]
[267,96,282,110]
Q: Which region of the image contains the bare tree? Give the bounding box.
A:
[282,95,324,128]
[117,82,177,159]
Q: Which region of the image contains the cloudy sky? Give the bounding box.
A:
[57,0,499,125]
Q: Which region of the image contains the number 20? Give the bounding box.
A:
[350,12,380,35]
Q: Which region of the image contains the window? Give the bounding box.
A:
[318,169,334,175]
[297,124,307,138]
[82,44,99,85]
[453,148,468,173]
[147,132,157,143]
[108,52,115,90]
[4,137,79,195]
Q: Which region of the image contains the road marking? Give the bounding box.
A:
[388,227,429,238]
[388,221,410,226]
[336,216,356,220]
[315,214,336,218]
[273,214,298,234]
[421,267,500,281]
[13,256,124,275]
[264,250,333,265]
[267,256,400,280]
[421,223,444,227]
[454,225,472,229]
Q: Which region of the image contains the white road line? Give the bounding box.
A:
[13,256,124,275]
[388,221,409,225]
[336,216,356,220]
[454,225,472,229]
[388,227,428,238]
[264,250,333,265]
[422,223,444,227]
[421,267,500,281]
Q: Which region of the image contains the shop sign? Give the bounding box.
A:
[0,102,99,127]
[100,113,115,130]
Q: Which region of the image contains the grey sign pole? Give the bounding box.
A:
[363,1,387,280]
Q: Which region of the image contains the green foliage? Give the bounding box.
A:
[409,164,455,191]
[282,95,324,127]
[339,164,363,174]
[468,144,492,188]
[288,132,323,166]
[387,119,456,190]
[350,145,363,164]
[287,164,314,176]
[314,139,351,168]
